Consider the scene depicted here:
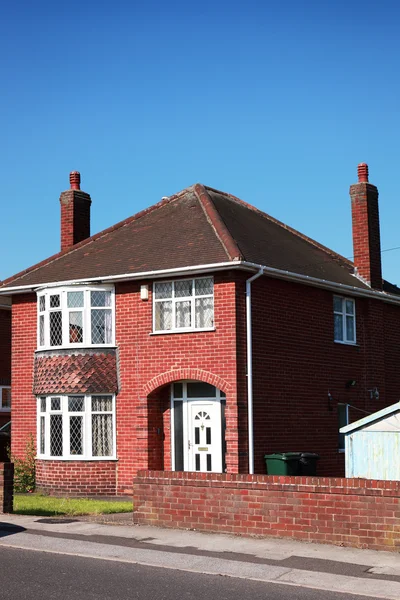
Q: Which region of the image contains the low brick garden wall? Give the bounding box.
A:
[133,471,400,552]
[0,462,13,513]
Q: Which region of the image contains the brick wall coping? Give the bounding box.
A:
[135,470,400,497]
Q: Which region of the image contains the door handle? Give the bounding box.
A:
[188,440,191,450]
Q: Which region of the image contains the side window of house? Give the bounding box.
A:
[333,296,356,344]
[338,403,349,451]
[37,395,115,459]
[153,277,214,332]
[37,287,115,349]
[0,386,11,411]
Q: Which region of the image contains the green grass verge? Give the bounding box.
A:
[14,493,133,517]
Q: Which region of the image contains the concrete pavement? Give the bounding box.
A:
[1,513,400,599]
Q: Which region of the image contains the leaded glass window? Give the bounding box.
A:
[154,277,214,332]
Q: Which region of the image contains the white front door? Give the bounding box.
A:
[171,381,225,473]
[187,401,222,473]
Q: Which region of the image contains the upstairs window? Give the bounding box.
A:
[0,386,11,411]
[333,296,356,344]
[37,287,115,349]
[153,277,214,333]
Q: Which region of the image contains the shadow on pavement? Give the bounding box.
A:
[0,522,26,537]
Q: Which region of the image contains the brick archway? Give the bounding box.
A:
[143,369,231,397]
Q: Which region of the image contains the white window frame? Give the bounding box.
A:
[153,276,214,334]
[37,394,116,460]
[338,403,349,453]
[333,295,356,344]
[0,386,11,412]
[37,286,115,350]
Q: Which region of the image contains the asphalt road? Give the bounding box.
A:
[0,547,380,600]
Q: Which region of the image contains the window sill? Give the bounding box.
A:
[334,340,359,347]
[36,456,118,461]
[150,327,216,336]
[0,408,11,413]
[35,345,117,353]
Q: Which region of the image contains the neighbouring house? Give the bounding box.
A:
[341,402,400,481]
[1,164,400,496]
[0,295,11,430]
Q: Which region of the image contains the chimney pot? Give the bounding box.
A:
[357,163,369,183]
[70,171,81,190]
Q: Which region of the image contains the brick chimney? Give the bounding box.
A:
[60,171,92,251]
[350,163,382,289]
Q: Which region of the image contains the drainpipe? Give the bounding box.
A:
[246,267,264,474]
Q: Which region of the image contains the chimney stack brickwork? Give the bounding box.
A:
[350,164,383,290]
[60,172,92,251]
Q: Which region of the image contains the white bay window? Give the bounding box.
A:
[153,277,214,333]
[37,394,116,460]
[37,287,115,349]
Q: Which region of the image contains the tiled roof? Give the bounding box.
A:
[33,351,118,395]
[1,183,371,290]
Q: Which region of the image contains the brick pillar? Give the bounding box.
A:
[0,462,14,513]
[60,171,92,251]
[350,163,382,289]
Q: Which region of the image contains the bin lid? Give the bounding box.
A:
[264,452,301,460]
[300,452,320,459]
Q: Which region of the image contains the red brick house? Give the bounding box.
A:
[1,164,400,496]
[0,296,11,429]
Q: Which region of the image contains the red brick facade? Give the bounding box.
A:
[10,268,400,495]
[133,471,400,552]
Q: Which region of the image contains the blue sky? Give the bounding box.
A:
[2,0,400,283]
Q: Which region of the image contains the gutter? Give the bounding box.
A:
[2,260,400,306]
[246,267,264,475]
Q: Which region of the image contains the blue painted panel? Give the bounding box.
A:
[345,431,400,480]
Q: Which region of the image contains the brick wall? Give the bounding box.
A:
[134,471,400,552]
[36,460,117,496]
[248,274,400,477]
[0,462,13,513]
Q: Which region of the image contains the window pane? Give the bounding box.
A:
[1,388,11,409]
[39,296,45,312]
[154,282,172,300]
[175,300,191,328]
[39,315,45,346]
[334,314,343,341]
[92,414,113,456]
[187,382,216,398]
[50,294,60,308]
[333,296,342,312]
[195,297,214,328]
[50,414,63,456]
[50,311,62,346]
[92,395,113,412]
[91,309,112,344]
[70,416,83,455]
[91,290,111,307]
[40,397,46,412]
[68,396,84,412]
[40,416,45,454]
[175,280,192,298]
[155,301,172,330]
[51,397,61,411]
[173,383,183,398]
[67,291,84,308]
[345,300,354,315]
[346,316,355,341]
[69,311,83,343]
[195,277,213,296]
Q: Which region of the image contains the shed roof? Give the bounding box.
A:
[340,402,400,434]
